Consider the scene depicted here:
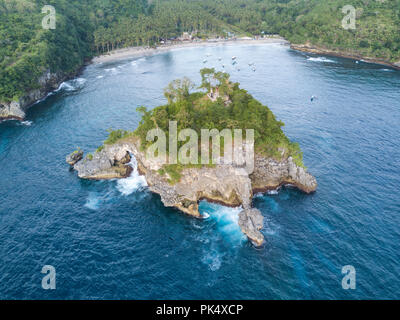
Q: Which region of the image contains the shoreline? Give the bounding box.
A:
[291,44,400,71]
[0,66,86,122]
[92,37,289,64]
[1,38,288,122]
[3,37,399,122]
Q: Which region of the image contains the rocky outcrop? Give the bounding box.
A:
[251,154,317,194]
[70,139,253,217]
[66,149,84,166]
[139,160,253,218]
[238,208,264,246]
[69,137,317,246]
[0,101,26,120]
[71,144,132,180]
[0,69,79,121]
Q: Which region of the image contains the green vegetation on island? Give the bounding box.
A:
[1,0,399,103]
[134,68,304,167]
[97,69,304,183]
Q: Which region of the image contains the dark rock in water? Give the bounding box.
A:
[238,208,264,247]
[66,149,83,166]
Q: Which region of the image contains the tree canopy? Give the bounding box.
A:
[1,0,399,102]
[134,69,305,168]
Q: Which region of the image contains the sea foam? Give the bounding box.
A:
[116,156,147,196]
[307,56,336,63]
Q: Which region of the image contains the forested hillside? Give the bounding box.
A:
[1,0,399,103]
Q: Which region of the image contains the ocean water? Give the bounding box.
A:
[0,43,399,299]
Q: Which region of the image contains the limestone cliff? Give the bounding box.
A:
[67,138,317,246]
[291,43,400,71]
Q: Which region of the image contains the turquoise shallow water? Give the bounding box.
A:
[0,43,399,299]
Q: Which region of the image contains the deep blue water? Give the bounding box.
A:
[1,43,399,299]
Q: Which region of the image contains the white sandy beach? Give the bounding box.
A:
[92,37,289,64]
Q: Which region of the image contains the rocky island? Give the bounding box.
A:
[0,69,82,121]
[67,69,317,246]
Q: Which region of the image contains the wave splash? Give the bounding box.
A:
[199,201,246,245]
[54,78,87,93]
[19,121,33,126]
[116,156,147,196]
[307,56,336,63]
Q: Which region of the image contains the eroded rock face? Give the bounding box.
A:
[0,70,71,121]
[0,101,26,120]
[139,160,253,218]
[238,208,264,246]
[69,138,317,247]
[250,154,317,194]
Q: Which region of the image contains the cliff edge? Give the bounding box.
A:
[67,138,317,246]
[66,69,317,247]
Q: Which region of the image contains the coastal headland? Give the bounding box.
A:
[66,68,317,246]
[2,36,399,122]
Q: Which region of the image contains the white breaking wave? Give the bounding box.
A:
[116,156,147,196]
[267,189,279,195]
[74,77,87,85]
[55,81,74,92]
[307,56,336,63]
[54,78,86,93]
[200,201,247,245]
[20,121,33,126]
[201,212,210,219]
[104,67,121,75]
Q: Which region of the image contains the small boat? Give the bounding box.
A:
[203,59,207,64]
[232,56,237,60]
[311,95,317,102]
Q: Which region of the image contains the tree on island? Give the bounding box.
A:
[135,69,305,169]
